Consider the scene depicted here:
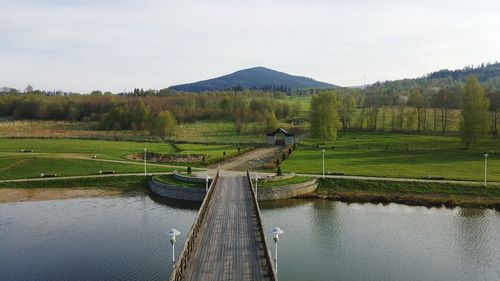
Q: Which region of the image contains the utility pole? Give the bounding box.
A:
[322,149,325,178]
[484,153,489,186]
[144,148,147,176]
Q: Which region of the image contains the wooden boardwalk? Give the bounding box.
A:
[172,174,276,281]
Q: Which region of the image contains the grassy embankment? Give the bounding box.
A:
[258,176,312,188]
[281,132,500,182]
[314,178,500,209]
[154,174,205,188]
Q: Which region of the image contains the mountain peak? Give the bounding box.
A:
[169,67,336,92]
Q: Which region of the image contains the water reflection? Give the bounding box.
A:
[148,192,201,210]
[1,196,499,281]
[260,199,500,281]
[453,208,499,280]
[0,195,198,281]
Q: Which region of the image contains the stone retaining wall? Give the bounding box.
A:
[257,179,318,201]
[149,178,206,201]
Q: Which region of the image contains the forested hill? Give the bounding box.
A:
[368,62,500,92]
[428,62,500,81]
[169,66,336,92]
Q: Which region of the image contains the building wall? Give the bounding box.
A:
[267,136,276,145]
[285,136,294,145]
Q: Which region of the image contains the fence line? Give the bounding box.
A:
[247,170,278,280]
[169,170,220,281]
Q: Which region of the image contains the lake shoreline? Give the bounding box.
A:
[303,178,500,210]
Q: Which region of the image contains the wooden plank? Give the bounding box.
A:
[181,176,272,281]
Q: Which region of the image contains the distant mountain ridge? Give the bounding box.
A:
[368,61,500,92]
[169,66,336,92]
[427,62,500,81]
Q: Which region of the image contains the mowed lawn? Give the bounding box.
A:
[0,138,250,180]
[176,143,243,159]
[0,139,175,160]
[175,121,265,144]
[0,157,174,180]
[281,132,500,182]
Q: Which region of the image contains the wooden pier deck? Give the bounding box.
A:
[171,173,276,281]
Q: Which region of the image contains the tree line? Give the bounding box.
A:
[311,75,498,148]
[0,91,301,139]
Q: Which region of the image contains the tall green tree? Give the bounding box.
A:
[310,91,339,143]
[338,94,356,134]
[154,110,177,140]
[460,76,489,149]
[486,88,500,139]
[265,111,278,131]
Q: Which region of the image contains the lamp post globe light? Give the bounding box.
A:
[484,153,489,187]
[205,175,211,192]
[167,228,181,267]
[270,226,284,275]
[255,175,260,199]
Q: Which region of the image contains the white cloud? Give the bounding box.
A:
[0,0,499,92]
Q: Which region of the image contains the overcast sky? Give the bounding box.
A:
[1,0,500,93]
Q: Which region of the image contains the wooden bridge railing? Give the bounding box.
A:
[247,170,278,281]
[170,170,220,281]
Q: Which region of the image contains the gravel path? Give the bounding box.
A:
[212,146,282,171]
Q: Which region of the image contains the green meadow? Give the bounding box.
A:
[0,157,174,180]
[0,138,175,160]
[0,175,150,191]
[281,132,500,182]
[175,121,265,144]
[0,138,247,180]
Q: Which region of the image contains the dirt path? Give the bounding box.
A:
[211,146,282,171]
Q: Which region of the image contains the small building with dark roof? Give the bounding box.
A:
[266,128,294,146]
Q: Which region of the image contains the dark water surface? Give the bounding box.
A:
[1,195,499,281]
[260,199,500,281]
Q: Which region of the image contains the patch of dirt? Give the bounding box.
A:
[213,146,283,171]
[0,188,129,203]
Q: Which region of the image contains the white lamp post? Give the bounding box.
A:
[484,153,489,187]
[144,148,147,176]
[322,149,325,178]
[167,228,181,268]
[205,175,211,192]
[270,226,284,276]
[255,175,260,199]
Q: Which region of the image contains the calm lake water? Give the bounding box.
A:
[1,195,499,281]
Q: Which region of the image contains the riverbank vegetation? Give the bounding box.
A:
[314,178,500,209]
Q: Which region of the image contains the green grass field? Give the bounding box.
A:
[258,176,312,188]
[0,175,150,191]
[281,132,500,181]
[0,138,250,180]
[0,138,175,160]
[0,157,174,180]
[175,121,265,144]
